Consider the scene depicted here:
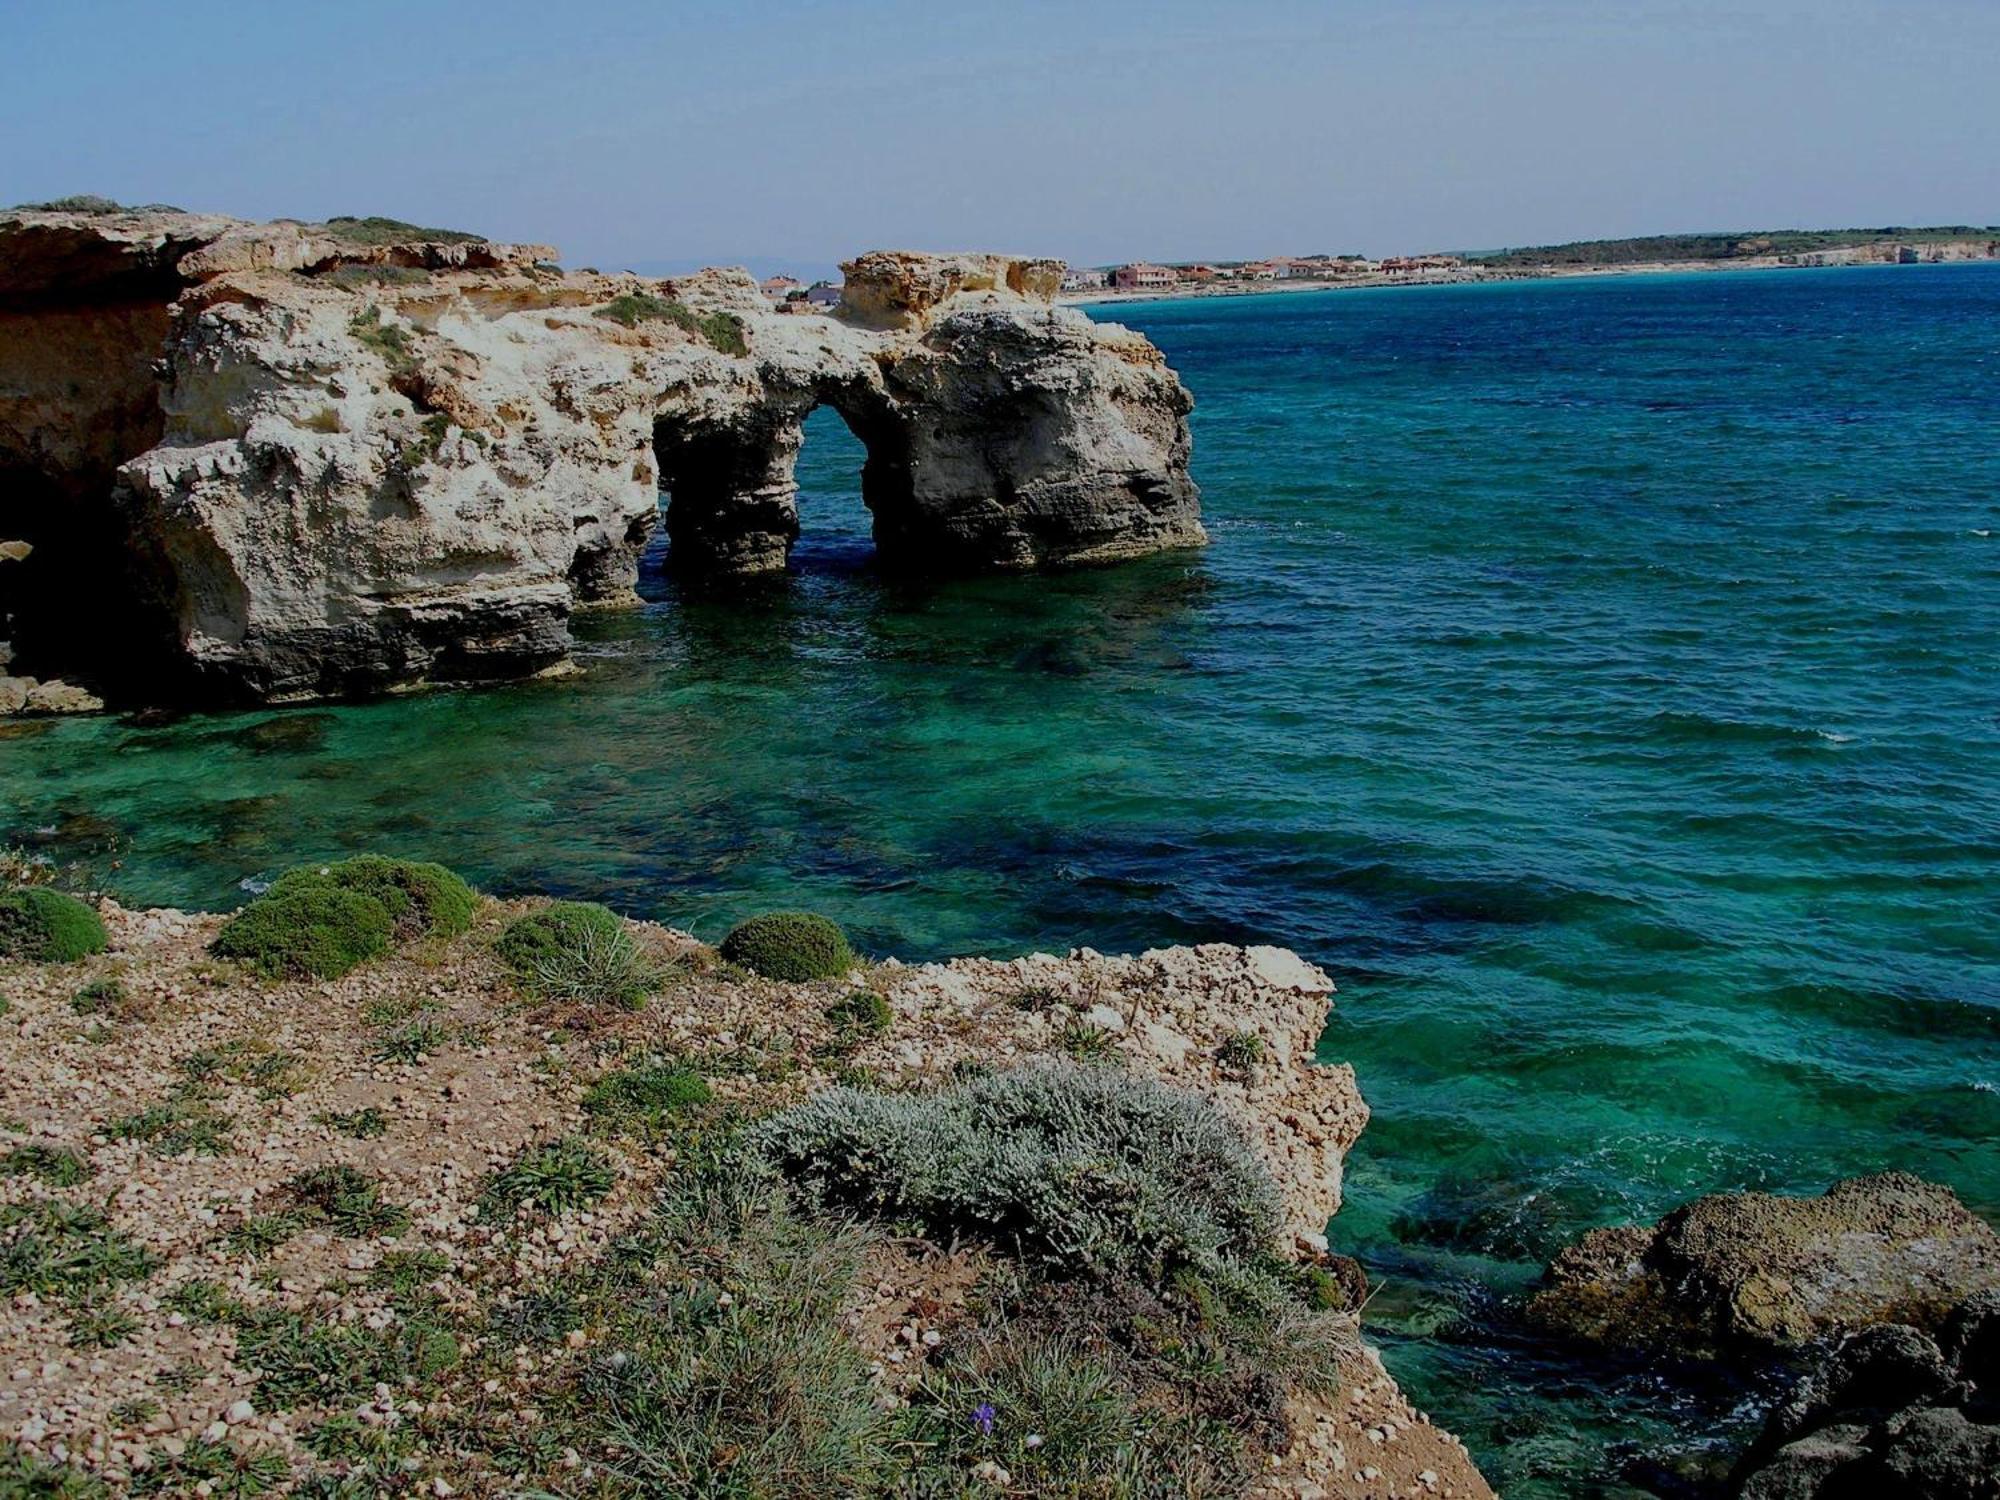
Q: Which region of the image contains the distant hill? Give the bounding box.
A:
[1467,226,1999,269]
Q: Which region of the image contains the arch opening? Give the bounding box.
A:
[651,383,913,578]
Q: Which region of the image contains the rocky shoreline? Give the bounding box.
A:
[0,883,1492,1498]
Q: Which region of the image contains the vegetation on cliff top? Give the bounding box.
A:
[592,292,749,356]
[311,214,482,245]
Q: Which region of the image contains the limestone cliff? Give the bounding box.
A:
[0,207,1203,704]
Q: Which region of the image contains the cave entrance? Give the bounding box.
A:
[652,391,912,578]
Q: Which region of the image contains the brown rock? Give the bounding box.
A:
[1531,1172,2000,1358]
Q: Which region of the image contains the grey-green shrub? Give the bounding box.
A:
[719,912,854,982]
[0,888,108,962]
[755,1060,1283,1286]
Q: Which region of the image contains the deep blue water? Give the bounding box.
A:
[5,263,1998,1494]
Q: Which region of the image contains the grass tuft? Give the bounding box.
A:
[497,902,656,1009]
[479,1136,616,1220]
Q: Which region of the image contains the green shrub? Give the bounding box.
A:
[720,911,855,982]
[534,1180,898,1493]
[0,1442,109,1497]
[496,901,654,1008]
[267,856,477,940]
[1217,1030,1266,1073]
[316,214,481,245]
[211,885,393,980]
[0,1199,160,1297]
[284,1166,409,1237]
[757,1061,1283,1287]
[0,888,108,962]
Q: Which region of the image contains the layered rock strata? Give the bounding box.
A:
[0,208,1203,704]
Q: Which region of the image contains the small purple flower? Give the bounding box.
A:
[971,1402,997,1436]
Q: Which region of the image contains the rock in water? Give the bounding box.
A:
[1530,1172,2000,1358]
[1730,1291,2000,1498]
[0,208,1202,705]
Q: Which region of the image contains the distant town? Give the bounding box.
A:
[748,227,2000,310]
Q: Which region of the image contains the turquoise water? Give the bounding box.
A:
[6,264,1999,1494]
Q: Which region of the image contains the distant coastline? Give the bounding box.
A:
[1060,245,2000,309]
[1058,226,2000,308]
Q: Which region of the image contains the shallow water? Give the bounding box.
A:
[6,264,1999,1494]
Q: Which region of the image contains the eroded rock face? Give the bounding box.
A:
[1731,1293,2000,1498]
[1531,1172,2000,1359]
[0,206,1202,704]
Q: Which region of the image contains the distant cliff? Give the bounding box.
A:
[0,206,1203,707]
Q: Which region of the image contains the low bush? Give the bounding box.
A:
[212,856,473,980]
[756,1060,1284,1288]
[284,1166,409,1237]
[0,888,108,962]
[719,911,854,982]
[0,1199,160,1298]
[266,856,477,940]
[496,901,656,1008]
[0,1144,92,1186]
[211,885,393,980]
[522,1175,898,1493]
[825,990,892,1037]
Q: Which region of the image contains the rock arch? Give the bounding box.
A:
[0,211,1204,705]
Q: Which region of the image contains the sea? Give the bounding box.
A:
[5,262,1997,1495]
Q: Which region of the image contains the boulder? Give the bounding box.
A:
[1,206,1203,705]
[1530,1172,2000,1359]
[1732,1292,2000,1498]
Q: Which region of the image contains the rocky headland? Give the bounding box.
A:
[0,873,1490,1498]
[0,205,1203,707]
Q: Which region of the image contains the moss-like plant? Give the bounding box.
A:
[0,888,109,962]
[720,912,855,982]
[212,856,473,980]
[211,885,394,980]
[582,1062,712,1137]
[267,856,477,940]
[496,901,654,1008]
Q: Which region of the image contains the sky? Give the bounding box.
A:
[2,0,1994,277]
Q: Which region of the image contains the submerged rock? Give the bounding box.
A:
[1731,1291,2000,1497]
[0,206,1203,705]
[1530,1172,2000,1360]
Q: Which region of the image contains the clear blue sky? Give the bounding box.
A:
[3,0,1994,275]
